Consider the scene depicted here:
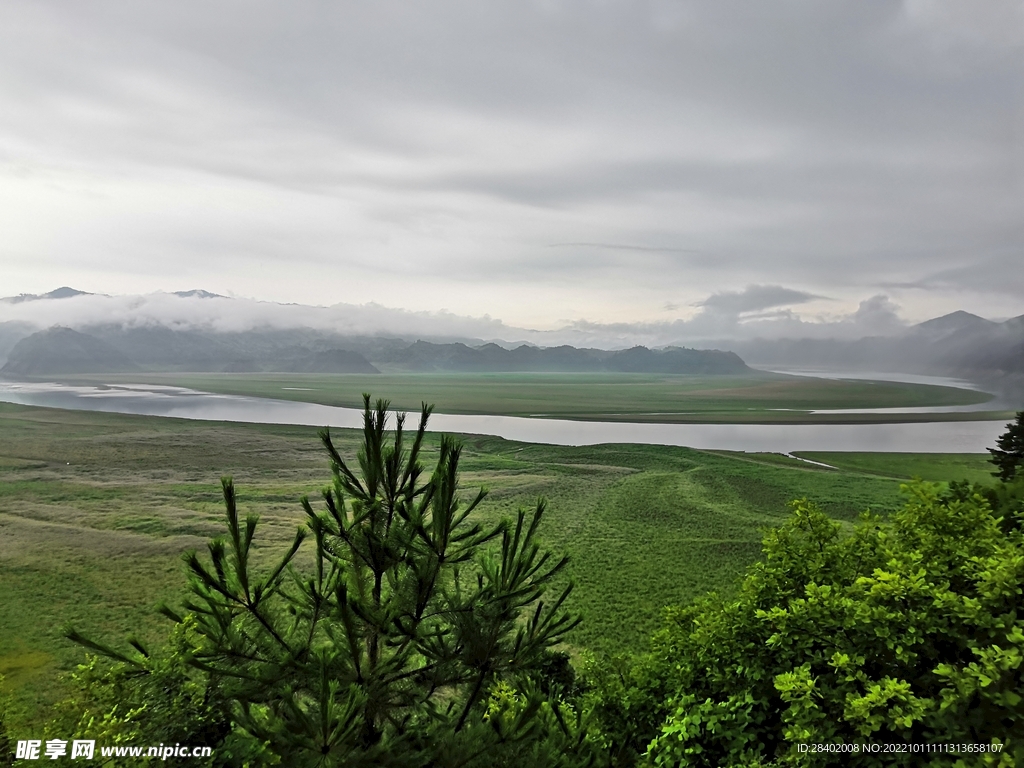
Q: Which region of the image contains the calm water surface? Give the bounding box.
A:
[0,380,1008,454]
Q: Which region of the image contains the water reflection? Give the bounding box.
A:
[0,381,1008,454]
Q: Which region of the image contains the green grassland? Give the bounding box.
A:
[795,452,997,483]
[59,370,1003,423]
[0,402,996,728]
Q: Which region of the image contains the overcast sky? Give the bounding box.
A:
[1,0,1021,334]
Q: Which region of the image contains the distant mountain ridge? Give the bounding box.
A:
[0,289,1020,393]
[0,287,94,304]
[1,325,382,377]
[0,324,749,377]
[1,327,139,376]
[730,310,1024,377]
[912,310,998,341]
[372,340,748,374]
[171,289,225,299]
[0,286,223,303]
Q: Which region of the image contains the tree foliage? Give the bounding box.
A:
[51,622,255,767]
[65,396,593,767]
[990,411,1024,482]
[56,395,1024,767]
[584,482,1024,766]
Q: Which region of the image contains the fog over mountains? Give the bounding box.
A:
[0,289,754,377]
[732,312,1024,381]
[0,289,1021,393]
[1,325,752,378]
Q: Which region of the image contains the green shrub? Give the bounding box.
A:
[584,481,1023,766]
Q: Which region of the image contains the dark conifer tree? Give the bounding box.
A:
[68,396,591,767]
[989,410,1024,481]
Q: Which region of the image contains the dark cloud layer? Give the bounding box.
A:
[0,1,1021,327]
[697,285,825,315]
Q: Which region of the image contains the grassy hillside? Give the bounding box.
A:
[794,451,996,483]
[0,402,995,727]
[57,370,998,423]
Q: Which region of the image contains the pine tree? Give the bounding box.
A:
[68,396,590,767]
[989,410,1024,481]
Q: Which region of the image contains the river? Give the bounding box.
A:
[0,380,1010,453]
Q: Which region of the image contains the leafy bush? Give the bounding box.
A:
[584,481,1023,766]
[51,621,262,767]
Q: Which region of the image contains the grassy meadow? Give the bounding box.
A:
[794,451,998,484]
[58,370,1001,423]
[0,401,997,730]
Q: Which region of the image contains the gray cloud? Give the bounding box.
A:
[548,292,912,347]
[847,294,907,335]
[0,0,1021,326]
[881,251,1024,296]
[696,285,826,315]
[548,243,699,254]
[0,291,518,339]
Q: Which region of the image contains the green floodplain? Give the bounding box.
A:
[0,399,1000,728]
[59,370,1009,423]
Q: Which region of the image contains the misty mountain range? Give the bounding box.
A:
[728,310,1024,378]
[0,325,749,377]
[0,289,1021,393]
[0,287,226,303]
